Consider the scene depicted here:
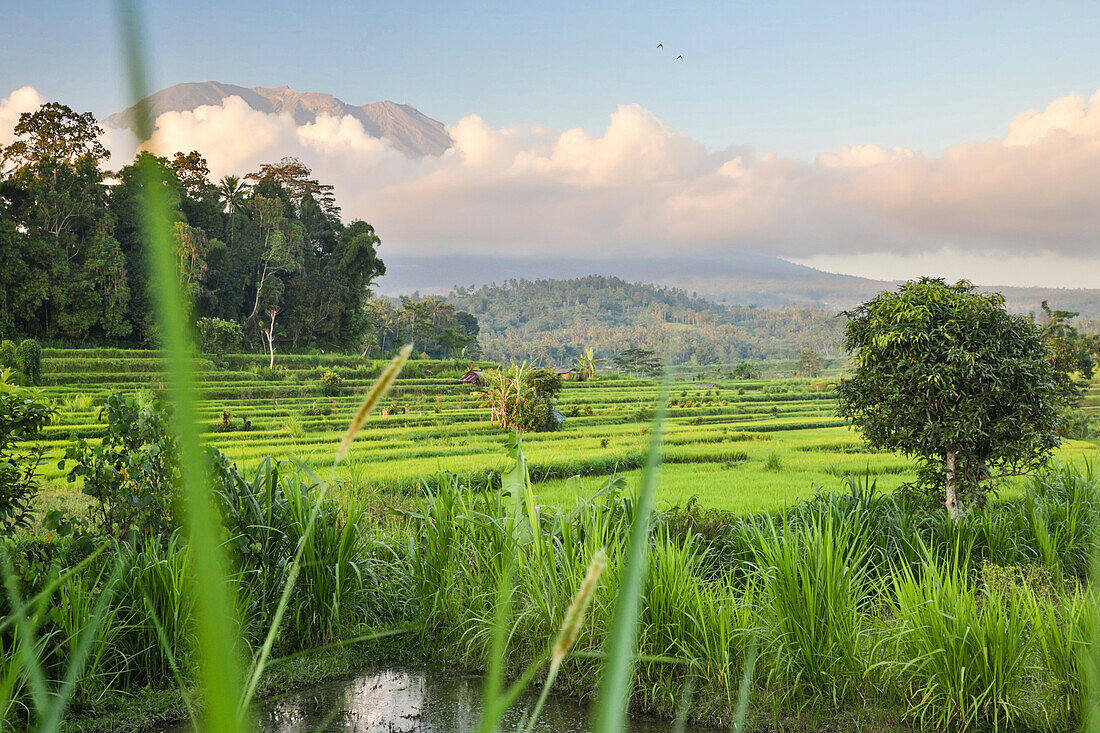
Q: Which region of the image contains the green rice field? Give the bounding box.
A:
[34,348,1100,518]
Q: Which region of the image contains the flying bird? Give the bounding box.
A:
[657,43,663,48]
[676,55,683,60]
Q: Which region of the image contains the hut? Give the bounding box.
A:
[459,369,483,386]
[555,366,579,380]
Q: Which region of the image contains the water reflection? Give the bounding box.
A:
[158,666,718,732]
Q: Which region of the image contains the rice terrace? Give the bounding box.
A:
[4,2,1100,733]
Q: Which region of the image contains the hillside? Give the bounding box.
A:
[441,275,846,364]
[384,253,1100,316]
[106,81,452,157]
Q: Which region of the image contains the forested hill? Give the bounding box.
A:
[441,276,846,364]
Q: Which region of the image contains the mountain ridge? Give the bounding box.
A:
[105,81,452,157]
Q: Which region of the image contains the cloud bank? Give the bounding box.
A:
[4,85,1099,281]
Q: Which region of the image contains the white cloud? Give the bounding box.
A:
[3,86,1099,286]
[0,87,43,147]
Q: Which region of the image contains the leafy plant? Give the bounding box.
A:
[61,393,228,542]
[0,370,55,532]
[320,370,344,396]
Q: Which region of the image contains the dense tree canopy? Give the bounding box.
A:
[837,278,1064,519]
[0,101,387,353]
[444,276,845,365]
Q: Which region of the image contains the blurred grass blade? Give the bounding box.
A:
[591,379,669,733]
[476,432,527,733]
[116,2,244,731]
[336,344,412,463]
[524,548,608,733]
[730,641,758,733]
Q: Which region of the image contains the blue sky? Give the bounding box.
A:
[3,0,1098,159]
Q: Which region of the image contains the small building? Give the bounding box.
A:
[555,366,579,380]
[459,369,483,385]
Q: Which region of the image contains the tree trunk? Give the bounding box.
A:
[944,450,962,521]
[263,308,279,368]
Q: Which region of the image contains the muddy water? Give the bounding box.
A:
[159,666,720,732]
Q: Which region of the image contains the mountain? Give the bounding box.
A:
[105,81,452,157]
[378,253,1100,318]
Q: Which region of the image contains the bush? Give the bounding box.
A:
[61,393,229,541]
[196,317,243,356]
[320,370,344,396]
[0,341,15,371]
[15,339,41,385]
[0,370,55,532]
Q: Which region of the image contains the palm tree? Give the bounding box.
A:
[217,175,248,215]
[573,347,604,381]
[217,175,249,248]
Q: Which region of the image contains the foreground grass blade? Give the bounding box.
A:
[475,433,528,733]
[591,380,669,732]
[336,344,412,463]
[116,2,244,730]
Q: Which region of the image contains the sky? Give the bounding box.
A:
[2,0,1099,287]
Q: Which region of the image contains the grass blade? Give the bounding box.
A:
[116,3,244,730]
[591,379,669,732]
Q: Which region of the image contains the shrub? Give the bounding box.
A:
[196,317,243,356]
[320,370,344,396]
[62,393,229,541]
[0,341,15,371]
[15,339,41,385]
[764,450,783,471]
[0,370,55,532]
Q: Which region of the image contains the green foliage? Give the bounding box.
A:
[795,347,823,377]
[61,393,228,541]
[320,370,344,396]
[837,278,1062,515]
[476,363,563,433]
[0,342,15,371]
[0,370,55,532]
[612,347,662,378]
[14,340,41,385]
[195,316,242,356]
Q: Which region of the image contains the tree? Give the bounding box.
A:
[613,348,662,378]
[196,316,243,356]
[245,195,302,323]
[217,175,249,215]
[1035,300,1096,405]
[730,361,760,380]
[247,157,338,219]
[836,278,1062,519]
[1,102,108,246]
[796,347,824,377]
[573,346,604,381]
[170,150,211,199]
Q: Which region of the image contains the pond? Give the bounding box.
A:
[156,666,722,732]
